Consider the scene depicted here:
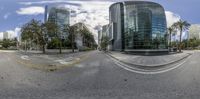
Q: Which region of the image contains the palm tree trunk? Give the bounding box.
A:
[59,40,62,54]
[187,32,189,49]
[42,44,45,54]
[170,32,172,48]
[72,33,75,53]
[25,40,27,52]
[179,29,182,52]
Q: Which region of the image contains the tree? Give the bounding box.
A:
[80,27,96,48]
[9,38,18,47]
[2,39,10,48]
[21,20,33,51]
[70,25,79,52]
[43,21,63,54]
[47,38,60,49]
[38,22,48,53]
[21,19,47,53]
[168,26,175,48]
[100,36,109,51]
[172,20,190,52]
[185,38,200,49]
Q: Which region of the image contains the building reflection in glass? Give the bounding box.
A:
[109,1,168,52]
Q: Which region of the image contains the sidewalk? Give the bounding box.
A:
[108,51,192,67]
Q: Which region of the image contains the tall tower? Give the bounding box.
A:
[45,5,70,39]
[44,5,48,23]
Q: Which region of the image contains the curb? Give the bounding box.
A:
[106,52,192,70]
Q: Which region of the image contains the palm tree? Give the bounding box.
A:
[172,19,190,52]
[168,26,175,48]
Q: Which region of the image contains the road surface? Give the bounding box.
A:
[0,50,200,99]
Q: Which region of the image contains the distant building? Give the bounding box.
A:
[45,5,70,40]
[3,32,8,39]
[97,24,111,50]
[98,24,110,48]
[44,5,48,23]
[102,24,110,37]
[0,33,2,48]
[3,32,12,40]
[189,24,200,39]
[73,22,96,50]
[0,33,3,41]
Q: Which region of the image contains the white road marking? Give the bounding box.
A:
[55,57,80,65]
[107,54,192,75]
[60,61,71,65]
[75,64,84,68]
[21,56,30,60]
[55,60,69,65]
[0,50,16,53]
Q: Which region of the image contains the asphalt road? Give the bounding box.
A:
[0,50,200,99]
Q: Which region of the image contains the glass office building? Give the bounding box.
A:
[109,1,168,52]
[45,5,70,39]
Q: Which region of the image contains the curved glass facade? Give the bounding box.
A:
[109,1,168,51]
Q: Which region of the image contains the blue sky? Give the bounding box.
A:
[0,0,199,40]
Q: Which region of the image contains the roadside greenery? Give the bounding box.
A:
[0,38,17,49]
[65,25,79,53]
[171,38,200,50]
[172,19,190,52]
[20,19,97,54]
[100,36,109,51]
[21,19,46,53]
[168,26,175,48]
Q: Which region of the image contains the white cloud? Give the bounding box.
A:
[165,11,190,40]
[19,1,66,5]
[14,27,21,37]
[16,6,44,15]
[54,1,113,43]
[58,1,113,26]
[19,0,111,6]
[3,13,11,19]
[165,11,181,28]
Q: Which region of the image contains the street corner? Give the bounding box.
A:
[14,51,91,72]
[44,52,91,71]
[54,53,90,67]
